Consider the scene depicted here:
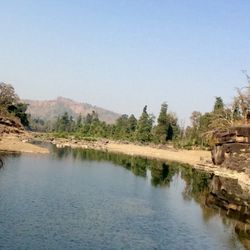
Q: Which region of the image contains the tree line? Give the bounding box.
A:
[2,76,250,149]
[42,96,233,148]
[36,76,250,148]
[31,103,181,144]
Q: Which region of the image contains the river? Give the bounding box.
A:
[0,146,246,249]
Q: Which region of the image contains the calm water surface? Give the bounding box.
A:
[0,147,245,250]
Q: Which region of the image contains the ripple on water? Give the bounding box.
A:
[0,152,245,250]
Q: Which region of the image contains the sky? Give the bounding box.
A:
[0,0,250,124]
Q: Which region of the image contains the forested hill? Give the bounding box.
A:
[24,97,120,124]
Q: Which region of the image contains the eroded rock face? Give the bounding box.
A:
[211,125,250,174]
[0,116,23,134]
[206,175,250,223]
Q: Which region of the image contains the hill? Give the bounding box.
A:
[24,97,120,124]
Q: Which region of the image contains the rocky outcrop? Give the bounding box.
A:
[0,116,23,134]
[210,125,250,220]
[211,125,250,174]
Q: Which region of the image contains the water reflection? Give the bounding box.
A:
[50,145,250,249]
[1,145,248,249]
[0,152,21,169]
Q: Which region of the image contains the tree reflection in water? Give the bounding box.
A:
[0,157,3,168]
[50,145,249,249]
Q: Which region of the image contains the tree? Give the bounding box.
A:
[8,103,30,127]
[76,114,83,130]
[233,87,250,121]
[54,112,75,132]
[114,114,129,139]
[0,82,19,107]
[154,102,168,143]
[83,111,100,136]
[135,106,153,142]
[166,112,180,140]
[185,111,203,146]
[85,111,99,124]
[128,114,137,133]
[210,97,232,130]
[213,97,224,112]
[0,83,29,127]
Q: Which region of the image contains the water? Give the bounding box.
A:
[0,147,245,250]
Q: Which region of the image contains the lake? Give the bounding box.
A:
[0,146,245,249]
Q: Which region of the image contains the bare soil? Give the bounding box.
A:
[0,133,49,154]
[106,142,210,165]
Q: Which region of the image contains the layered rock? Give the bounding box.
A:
[211,125,250,174]
[0,115,23,134]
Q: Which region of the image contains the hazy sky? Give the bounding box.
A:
[0,0,250,124]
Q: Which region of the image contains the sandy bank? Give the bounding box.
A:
[106,142,210,165]
[0,134,49,154]
[49,137,210,165]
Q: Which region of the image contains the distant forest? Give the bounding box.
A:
[1,78,250,149]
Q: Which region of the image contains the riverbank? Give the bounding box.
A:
[0,133,49,154]
[1,132,250,193]
[2,132,211,163]
[44,136,250,193]
[46,136,211,165]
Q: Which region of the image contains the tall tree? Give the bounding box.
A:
[128,114,137,133]
[154,102,168,143]
[210,97,232,130]
[213,97,224,112]
[166,112,180,140]
[114,114,129,139]
[135,106,153,142]
[0,82,19,107]
[76,114,83,129]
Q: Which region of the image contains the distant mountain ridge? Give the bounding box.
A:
[24,97,120,124]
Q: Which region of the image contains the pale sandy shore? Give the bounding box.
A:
[0,133,210,164]
[0,134,49,154]
[106,142,210,165]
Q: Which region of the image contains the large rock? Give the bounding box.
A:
[0,116,23,135]
[211,125,250,174]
